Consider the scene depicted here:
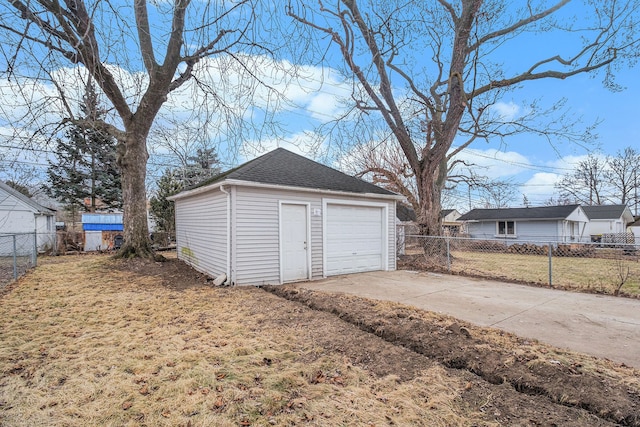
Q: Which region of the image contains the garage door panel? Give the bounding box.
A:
[325,204,384,276]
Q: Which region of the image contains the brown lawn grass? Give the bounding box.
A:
[0,254,491,426]
[449,251,640,296]
[2,254,639,426]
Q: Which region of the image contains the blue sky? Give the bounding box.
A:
[240,2,640,210]
[442,65,640,208]
[0,1,638,211]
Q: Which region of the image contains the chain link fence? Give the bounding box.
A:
[397,228,640,297]
[0,233,37,289]
[0,232,58,289]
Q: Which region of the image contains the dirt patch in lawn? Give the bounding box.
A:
[1,254,639,426]
[115,252,212,290]
[264,285,640,426]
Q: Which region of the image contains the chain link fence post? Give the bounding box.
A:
[548,242,553,288]
[33,231,38,267]
[446,237,451,272]
[13,234,18,280]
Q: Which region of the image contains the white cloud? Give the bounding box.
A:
[168,55,353,124]
[491,101,521,121]
[519,172,562,205]
[451,147,532,179]
[546,153,607,170]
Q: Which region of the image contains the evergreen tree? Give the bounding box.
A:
[180,147,221,187]
[45,80,122,212]
[149,169,183,234]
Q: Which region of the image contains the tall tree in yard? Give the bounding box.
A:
[288,0,639,237]
[556,154,608,205]
[1,0,261,258]
[605,147,640,210]
[556,147,640,208]
[45,80,122,212]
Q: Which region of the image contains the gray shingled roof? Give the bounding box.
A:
[396,206,457,222]
[396,204,416,222]
[458,204,581,221]
[441,209,455,217]
[581,205,628,220]
[191,148,396,196]
[0,181,55,215]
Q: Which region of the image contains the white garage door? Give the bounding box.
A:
[325,204,385,276]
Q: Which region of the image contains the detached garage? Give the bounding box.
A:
[169,148,401,286]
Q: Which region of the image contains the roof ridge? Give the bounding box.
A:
[185,148,397,196]
[0,181,55,214]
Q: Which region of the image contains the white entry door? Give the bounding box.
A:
[84,231,102,252]
[281,203,309,282]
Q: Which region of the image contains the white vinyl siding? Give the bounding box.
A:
[234,187,324,285]
[468,220,587,243]
[387,201,397,270]
[233,187,396,285]
[175,189,227,278]
[174,184,397,285]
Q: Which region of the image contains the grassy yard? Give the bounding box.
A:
[1,254,639,426]
[449,251,640,296]
[0,255,492,426]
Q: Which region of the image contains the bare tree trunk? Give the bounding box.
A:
[416,158,448,260]
[117,132,153,258]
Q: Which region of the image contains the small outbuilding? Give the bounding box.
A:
[169,148,402,285]
[628,217,640,246]
[82,212,124,251]
[582,204,634,236]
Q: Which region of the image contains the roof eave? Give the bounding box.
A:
[168,178,403,201]
[463,216,575,221]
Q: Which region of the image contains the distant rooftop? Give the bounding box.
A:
[458,205,581,221]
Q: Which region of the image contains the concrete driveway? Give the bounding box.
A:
[296,270,640,369]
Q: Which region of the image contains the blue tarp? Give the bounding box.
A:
[81,213,123,224]
[83,223,123,231]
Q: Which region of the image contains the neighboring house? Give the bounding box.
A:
[458,204,589,243]
[395,205,462,235]
[169,148,402,286]
[82,212,123,251]
[395,204,416,256]
[0,180,56,252]
[628,217,640,246]
[582,205,634,238]
[441,209,463,235]
[395,205,463,255]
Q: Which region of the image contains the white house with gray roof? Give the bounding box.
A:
[582,205,634,237]
[458,204,589,243]
[169,148,403,285]
[0,180,56,252]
